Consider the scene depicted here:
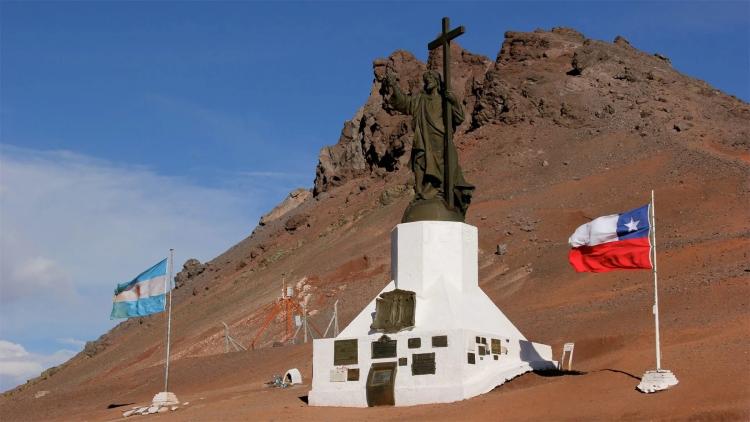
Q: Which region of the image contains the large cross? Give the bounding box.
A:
[428,17,464,210]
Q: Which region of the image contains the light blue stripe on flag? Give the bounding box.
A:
[111,258,168,319]
[111,294,166,319]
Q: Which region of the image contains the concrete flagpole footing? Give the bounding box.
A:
[637,369,679,393]
[151,391,179,406]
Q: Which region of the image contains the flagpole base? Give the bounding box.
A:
[637,369,678,393]
[152,391,179,406]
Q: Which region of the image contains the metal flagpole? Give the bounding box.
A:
[637,190,678,393]
[650,190,661,370]
[333,299,339,337]
[164,248,174,392]
[303,304,308,344]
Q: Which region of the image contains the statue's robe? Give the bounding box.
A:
[390,88,474,215]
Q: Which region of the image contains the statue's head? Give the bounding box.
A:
[423,70,442,92]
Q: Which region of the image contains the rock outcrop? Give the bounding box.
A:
[313,45,492,195]
[258,188,312,226]
[174,258,206,289]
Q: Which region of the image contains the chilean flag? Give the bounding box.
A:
[568,204,652,273]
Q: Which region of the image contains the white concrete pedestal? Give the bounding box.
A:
[637,369,679,393]
[308,222,555,407]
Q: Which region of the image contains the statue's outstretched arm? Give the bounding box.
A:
[385,72,412,115]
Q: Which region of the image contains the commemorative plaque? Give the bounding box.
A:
[371,335,397,359]
[432,335,448,348]
[411,353,436,375]
[467,352,476,364]
[370,289,416,333]
[408,337,421,349]
[334,339,358,365]
[491,338,501,355]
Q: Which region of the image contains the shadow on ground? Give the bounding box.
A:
[533,369,587,377]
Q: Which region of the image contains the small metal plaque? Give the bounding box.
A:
[478,345,487,356]
[432,335,448,348]
[371,335,397,359]
[481,337,487,345]
[347,368,360,381]
[475,336,481,343]
[408,338,421,349]
[399,357,407,366]
[330,367,347,382]
[371,369,392,386]
[491,338,501,355]
[334,339,358,365]
[467,352,476,365]
[411,353,436,375]
[494,355,498,360]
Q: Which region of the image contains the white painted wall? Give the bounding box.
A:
[309,222,555,407]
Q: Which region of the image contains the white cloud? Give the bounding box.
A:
[0,340,76,392]
[56,338,86,348]
[1,254,74,305]
[0,341,28,359]
[0,146,262,391]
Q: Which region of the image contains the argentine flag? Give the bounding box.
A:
[111,258,169,319]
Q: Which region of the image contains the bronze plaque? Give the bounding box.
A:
[494,355,498,360]
[334,339,358,365]
[370,289,416,333]
[432,335,448,348]
[481,337,487,345]
[491,339,501,354]
[408,338,421,349]
[411,353,436,375]
[347,368,360,381]
[467,352,476,364]
[399,357,407,366]
[475,336,481,343]
[371,335,397,359]
[366,362,397,407]
[478,345,487,356]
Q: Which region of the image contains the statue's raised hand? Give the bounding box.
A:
[385,71,398,89]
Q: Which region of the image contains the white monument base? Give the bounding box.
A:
[308,221,556,407]
[637,369,679,393]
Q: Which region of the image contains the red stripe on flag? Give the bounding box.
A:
[568,237,652,273]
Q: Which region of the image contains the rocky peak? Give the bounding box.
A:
[312,27,747,195]
[313,43,491,196]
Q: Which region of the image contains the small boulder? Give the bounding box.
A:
[495,244,508,256]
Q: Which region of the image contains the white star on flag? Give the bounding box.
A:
[624,218,640,232]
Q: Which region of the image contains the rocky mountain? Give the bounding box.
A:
[2,28,748,421]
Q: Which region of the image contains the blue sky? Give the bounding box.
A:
[1,1,747,391]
